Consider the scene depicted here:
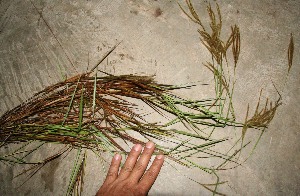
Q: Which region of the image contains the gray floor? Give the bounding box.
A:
[0,0,299,195]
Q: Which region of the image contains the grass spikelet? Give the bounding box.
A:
[288,33,294,73]
[231,25,240,68]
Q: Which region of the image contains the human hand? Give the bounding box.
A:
[96,141,164,196]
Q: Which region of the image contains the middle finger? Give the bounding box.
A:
[129,141,155,182]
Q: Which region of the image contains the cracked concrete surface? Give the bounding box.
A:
[0,0,299,195]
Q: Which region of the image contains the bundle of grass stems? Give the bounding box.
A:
[0,1,294,195]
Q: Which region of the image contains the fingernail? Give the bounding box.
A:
[133,144,142,151]
[146,141,154,149]
[114,153,121,160]
[156,154,164,160]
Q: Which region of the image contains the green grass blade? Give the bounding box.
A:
[78,88,85,131]
[66,148,82,196]
[62,77,81,125]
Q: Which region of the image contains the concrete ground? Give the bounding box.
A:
[0,0,299,195]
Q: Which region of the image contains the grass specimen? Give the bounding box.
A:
[0,70,236,194]
[0,0,294,195]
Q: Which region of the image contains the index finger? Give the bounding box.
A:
[138,154,164,193]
